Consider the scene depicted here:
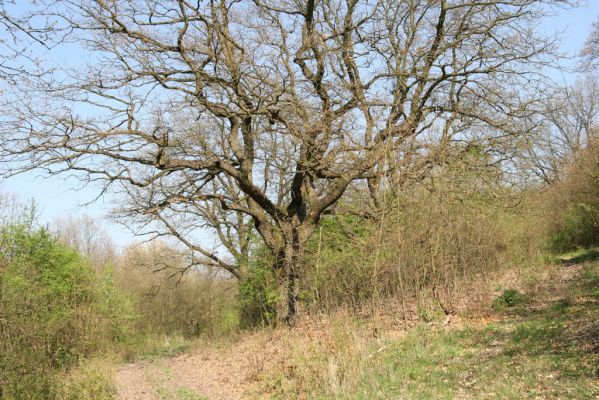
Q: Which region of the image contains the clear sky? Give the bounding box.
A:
[2,0,599,247]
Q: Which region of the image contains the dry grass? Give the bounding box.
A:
[58,356,118,400]
[116,241,239,339]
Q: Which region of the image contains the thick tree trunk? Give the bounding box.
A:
[284,249,300,325]
[277,225,307,326]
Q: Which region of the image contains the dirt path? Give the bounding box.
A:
[115,338,264,400]
[115,311,417,399]
[116,353,244,400]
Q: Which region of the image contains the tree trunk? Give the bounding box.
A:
[278,226,306,326]
[284,251,300,326]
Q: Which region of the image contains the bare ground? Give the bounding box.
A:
[115,329,276,400]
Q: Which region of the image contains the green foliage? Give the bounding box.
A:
[302,214,376,310]
[0,224,133,399]
[545,140,599,253]
[492,289,529,310]
[157,387,207,400]
[550,247,599,265]
[96,265,137,344]
[57,357,117,400]
[238,248,279,327]
[417,306,443,323]
[548,203,599,252]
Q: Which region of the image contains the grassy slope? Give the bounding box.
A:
[258,254,599,400]
[343,271,598,399]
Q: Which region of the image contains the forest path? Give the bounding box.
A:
[115,336,259,400]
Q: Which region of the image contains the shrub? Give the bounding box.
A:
[0,225,133,399]
[545,139,599,252]
[238,250,279,328]
[492,289,528,310]
[298,157,517,318]
[548,203,599,252]
[301,214,376,312]
[57,357,117,400]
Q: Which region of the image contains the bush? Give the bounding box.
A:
[300,214,376,312]
[238,248,279,328]
[545,139,599,252]
[298,155,518,317]
[0,225,133,399]
[492,289,528,310]
[548,203,599,252]
[57,357,117,400]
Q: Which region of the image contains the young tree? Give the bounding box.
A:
[0,0,571,323]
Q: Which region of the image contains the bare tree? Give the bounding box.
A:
[521,75,599,184]
[582,16,599,70]
[52,214,117,269]
[519,13,599,184]
[0,0,571,323]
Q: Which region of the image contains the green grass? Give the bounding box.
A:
[351,262,598,400]
[553,247,599,265]
[491,289,529,311]
[156,387,208,400]
[269,261,599,399]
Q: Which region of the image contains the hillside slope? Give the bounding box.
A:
[116,256,599,400]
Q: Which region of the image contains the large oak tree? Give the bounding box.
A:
[0,0,571,322]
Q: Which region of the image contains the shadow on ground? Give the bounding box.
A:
[558,248,599,265]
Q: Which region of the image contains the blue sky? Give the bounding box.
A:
[2,1,599,247]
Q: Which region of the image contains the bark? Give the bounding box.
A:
[274,222,313,325]
[283,239,301,325]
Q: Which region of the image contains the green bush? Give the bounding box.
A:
[492,289,528,310]
[545,140,599,253]
[238,247,279,327]
[57,357,117,400]
[548,203,599,252]
[0,225,133,399]
[301,214,376,311]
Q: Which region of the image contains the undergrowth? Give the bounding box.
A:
[254,261,599,399]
